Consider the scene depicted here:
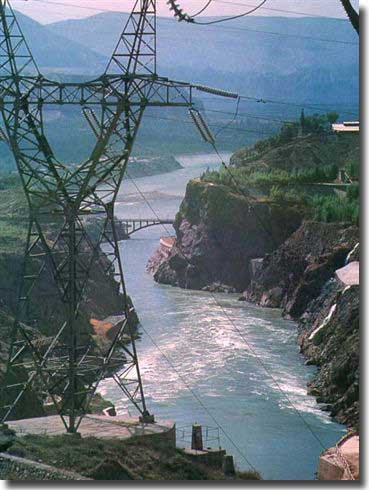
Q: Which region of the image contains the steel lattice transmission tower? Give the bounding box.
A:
[0,0,200,433]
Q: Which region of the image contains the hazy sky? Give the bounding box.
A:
[10,0,360,24]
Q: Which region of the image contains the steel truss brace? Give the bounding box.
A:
[0,0,233,433]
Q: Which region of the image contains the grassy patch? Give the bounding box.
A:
[201,163,339,189]
[7,434,261,480]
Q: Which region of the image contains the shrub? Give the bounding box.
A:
[310,195,359,225]
[269,185,307,205]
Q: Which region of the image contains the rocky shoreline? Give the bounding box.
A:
[244,221,359,428]
[150,179,302,291]
[148,180,359,429]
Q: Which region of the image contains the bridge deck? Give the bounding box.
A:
[116,218,175,237]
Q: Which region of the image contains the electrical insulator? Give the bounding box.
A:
[188,109,215,144]
[166,0,194,22]
[82,107,100,137]
[195,84,238,99]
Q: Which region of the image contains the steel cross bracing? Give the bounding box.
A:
[0,0,229,433]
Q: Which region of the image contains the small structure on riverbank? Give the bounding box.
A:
[318,433,359,480]
[147,236,175,274]
[177,424,229,472]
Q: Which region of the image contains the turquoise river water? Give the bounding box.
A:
[99,153,344,480]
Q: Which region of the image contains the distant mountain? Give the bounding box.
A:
[47,13,359,106]
[14,10,107,74]
[0,10,358,170]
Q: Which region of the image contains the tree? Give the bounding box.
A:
[326,112,340,125]
[339,0,359,35]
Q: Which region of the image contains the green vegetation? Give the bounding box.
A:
[201,163,338,188]
[201,113,359,225]
[233,112,340,164]
[7,434,261,480]
[310,192,359,224]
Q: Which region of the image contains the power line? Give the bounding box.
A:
[197,96,359,118]
[207,107,293,124]
[15,0,359,46]
[188,18,358,45]
[210,0,351,22]
[20,0,353,23]
[169,0,269,25]
[144,113,277,136]
[237,95,358,117]
[123,167,328,453]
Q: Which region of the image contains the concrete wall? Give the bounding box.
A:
[0,453,90,480]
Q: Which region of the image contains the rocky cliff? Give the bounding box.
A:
[151,180,302,292]
[244,221,359,315]
[149,178,359,428]
[244,222,359,427]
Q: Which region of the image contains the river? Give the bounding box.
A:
[99,153,344,480]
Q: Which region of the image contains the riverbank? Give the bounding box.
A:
[2,429,260,480]
[148,129,359,432]
[244,222,359,429]
[149,180,359,429]
[128,155,182,178]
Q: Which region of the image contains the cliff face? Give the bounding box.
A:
[300,281,359,428]
[149,179,360,427]
[152,180,302,292]
[244,221,359,427]
[245,221,359,316]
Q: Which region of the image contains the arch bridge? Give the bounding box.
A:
[117,218,175,238]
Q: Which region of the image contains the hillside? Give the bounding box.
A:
[231,122,360,173]
[148,120,360,427]
[13,10,107,74]
[202,114,360,223]
[5,433,260,480]
[47,13,358,112]
[0,11,357,169]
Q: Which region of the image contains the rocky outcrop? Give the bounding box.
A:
[299,281,359,428]
[244,222,359,427]
[151,180,302,291]
[318,433,359,480]
[245,221,359,316]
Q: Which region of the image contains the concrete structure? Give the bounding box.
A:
[332,121,360,133]
[191,424,204,451]
[183,448,226,469]
[223,455,236,476]
[8,415,176,447]
[318,434,359,480]
[160,236,175,250]
[181,424,226,470]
